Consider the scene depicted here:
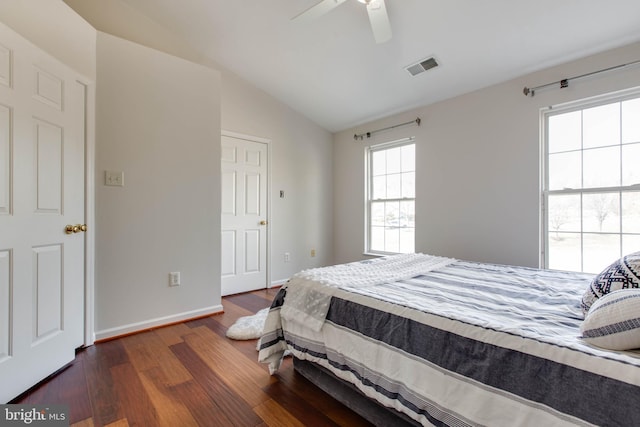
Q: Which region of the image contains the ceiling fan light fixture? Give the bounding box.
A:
[294,0,391,43]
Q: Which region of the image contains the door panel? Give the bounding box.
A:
[220,230,236,276]
[0,250,8,361]
[34,119,63,212]
[0,44,9,86]
[0,22,85,403]
[245,229,260,273]
[221,170,237,215]
[221,135,268,296]
[0,104,9,214]
[33,244,63,341]
[245,172,260,215]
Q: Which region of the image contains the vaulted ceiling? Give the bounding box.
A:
[67,0,640,132]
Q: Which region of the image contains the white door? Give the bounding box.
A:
[221,134,268,296]
[0,23,86,402]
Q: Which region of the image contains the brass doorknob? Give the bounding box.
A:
[65,224,87,234]
[260,220,268,225]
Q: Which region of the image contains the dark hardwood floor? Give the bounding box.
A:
[13,288,372,427]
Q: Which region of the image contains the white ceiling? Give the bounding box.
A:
[80,1,640,132]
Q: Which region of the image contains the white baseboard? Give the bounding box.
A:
[94,304,224,342]
[270,278,289,288]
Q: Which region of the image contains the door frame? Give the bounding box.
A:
[66,77,96,347]
[221,130,272,290]
[83,80,96,346]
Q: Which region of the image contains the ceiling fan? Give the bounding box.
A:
[293,0,392,44]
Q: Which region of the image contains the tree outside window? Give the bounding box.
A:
[544,94,640,273]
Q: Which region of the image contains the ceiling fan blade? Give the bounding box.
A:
[292,0,348,22]
[366,0,392,43]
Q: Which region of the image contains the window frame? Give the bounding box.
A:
[541,87,640,272]
[364,137,416,256]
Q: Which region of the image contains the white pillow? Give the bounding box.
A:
[581,289,640,351]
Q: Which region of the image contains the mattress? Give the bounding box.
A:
[258,254,640,426]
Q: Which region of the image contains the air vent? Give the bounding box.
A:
[405,57,439,76]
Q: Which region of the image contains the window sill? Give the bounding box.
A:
[363,252,396,258]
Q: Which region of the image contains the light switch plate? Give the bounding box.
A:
[105,170,124,187]
[169,272,181,287]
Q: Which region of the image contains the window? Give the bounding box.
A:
[543,90,640,273]
[366,138,415,254]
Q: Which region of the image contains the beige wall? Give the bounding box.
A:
[333,41,640,267]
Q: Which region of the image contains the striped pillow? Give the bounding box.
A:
[581,252,640,315]
[581,289,640,351]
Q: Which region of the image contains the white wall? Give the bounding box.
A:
[220,71,334,283]
[8,0,332,340]
[63,0,335,285]
[0,0,96,80]
[333,41,640,268]
[94,32,221,339]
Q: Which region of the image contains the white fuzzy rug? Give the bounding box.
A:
[226,307,270,340]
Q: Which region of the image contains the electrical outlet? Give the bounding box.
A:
[284,252,290,262]
[105,170,124,187]
[169,272,181,287]
[311,249,316,257]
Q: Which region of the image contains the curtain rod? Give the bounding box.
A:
[354,117,421,141]
[523,59,640,97]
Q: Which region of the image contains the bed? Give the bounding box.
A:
[258,253,640,427]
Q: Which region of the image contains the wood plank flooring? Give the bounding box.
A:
[13,288,373,426]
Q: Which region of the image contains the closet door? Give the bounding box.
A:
[221,134,268,296]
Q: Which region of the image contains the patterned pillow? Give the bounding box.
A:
[581,289,640,350]
[581,252,640,316]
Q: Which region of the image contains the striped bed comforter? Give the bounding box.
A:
[258,255,640,426]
